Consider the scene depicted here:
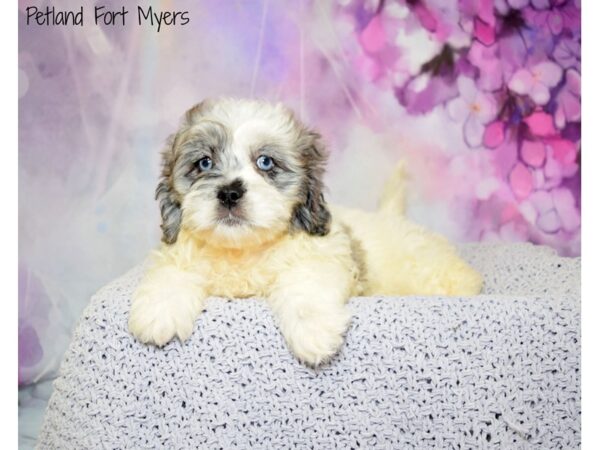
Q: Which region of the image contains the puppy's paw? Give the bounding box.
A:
[442,262,484,296]
[128,285,203,347]
[280,305,351,367]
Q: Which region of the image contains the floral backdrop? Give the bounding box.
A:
[19,0,580,386]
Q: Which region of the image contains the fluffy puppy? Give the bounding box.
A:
[128,98,483,366]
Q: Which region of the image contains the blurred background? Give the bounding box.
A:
[19,0,580,443]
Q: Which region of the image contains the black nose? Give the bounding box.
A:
[217,179,246,209]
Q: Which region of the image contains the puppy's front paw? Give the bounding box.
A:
[280,305,351,367]
[128,285,203,347]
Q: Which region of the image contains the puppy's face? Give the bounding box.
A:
[156,99,331,248]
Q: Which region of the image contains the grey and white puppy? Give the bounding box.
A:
[129,98,483,366]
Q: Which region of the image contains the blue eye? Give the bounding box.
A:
[198,157,213,171]
[256,155,274,171]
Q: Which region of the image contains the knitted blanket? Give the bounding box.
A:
[37,243,580,449]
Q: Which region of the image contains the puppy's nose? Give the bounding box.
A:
[217,179,246,209]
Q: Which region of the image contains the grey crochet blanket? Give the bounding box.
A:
[37,243,580,449]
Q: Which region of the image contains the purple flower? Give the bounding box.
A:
[19,321,43,370]
[338,0,580,253]
[395,44,469,114]
[468,41,503,91]
[531,0,552,8]
[396,72,459,115]
[508,61,563,105]
[553,34,581,70]
[447,76,498,147]
[408,0,438,32]
[554,68,580,129]
[521,187,579,233]
[524,0,580,35]
[495,0,530,14]
[19,264,50,385]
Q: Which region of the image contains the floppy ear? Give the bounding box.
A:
[155,100,217,244]
[291,129,332,236]
[155,135,182,244]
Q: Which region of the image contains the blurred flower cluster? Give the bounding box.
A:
[337,0,580,253]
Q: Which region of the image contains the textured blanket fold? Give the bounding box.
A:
[37,243,580,449]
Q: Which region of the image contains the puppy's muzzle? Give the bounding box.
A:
[217,179,246,209]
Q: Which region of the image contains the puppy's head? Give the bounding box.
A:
[156,98,331,248]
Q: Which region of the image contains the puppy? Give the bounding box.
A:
[128,98,483,365]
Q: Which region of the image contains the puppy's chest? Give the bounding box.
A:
[200,254,276,299]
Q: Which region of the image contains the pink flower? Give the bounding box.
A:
[473,17,495,46]
[496,31,529,76]
[509,162,533,199]
[552,187,580,232]
[459,0,496,26]
[468,41,503,91]
[547,138,577,165]
[537,208,561,233]
[521,140,546,167]
[524,110,557,137]
[423,0,472,44]
[359,15,387,53]
[554,69,580,129]
[409,1,438,32]
[508,61,563,105]
[483,121,505,148]
[468,26,534,93]
[353,12,402,86]
[527,139,578,190]
[492,140,519,180]
[447,76,498,147]
[528,190,554,217]
[477,0,497,26]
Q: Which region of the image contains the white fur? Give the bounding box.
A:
[129,99,483,366]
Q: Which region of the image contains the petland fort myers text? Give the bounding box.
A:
[24,5,190,32]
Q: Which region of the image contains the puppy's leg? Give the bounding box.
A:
[375,224,483,297]
[335,207,483,297]
[129,250,205,346]
[269,261,354,366]
[413,247,483,297]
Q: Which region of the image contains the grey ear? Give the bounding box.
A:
[291,130,332,236]
[184,98,216,125]
[155,100,216,244]
[155,136,182,244]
